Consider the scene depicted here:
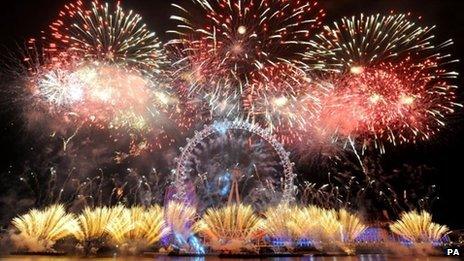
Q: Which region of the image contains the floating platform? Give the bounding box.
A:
[218,252,304,258]
[10,251,67,256]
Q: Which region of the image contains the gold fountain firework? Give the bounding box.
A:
[194,204,264,251]
[390,210,450,243]
[262,204,300,241]
[105,206,169,253]
[11,205,78,252]
[72,205,125,245]
[164,201,197,241]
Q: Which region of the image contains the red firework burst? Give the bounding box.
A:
[49,0,167,73]
[315,57,459,152]
[170,0,326,86]
[244,63,322,145]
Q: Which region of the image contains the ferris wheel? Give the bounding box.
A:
[169,120,296,212]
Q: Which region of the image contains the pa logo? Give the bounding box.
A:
[446,248,460,256]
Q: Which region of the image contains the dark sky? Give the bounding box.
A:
[0,0,463,43]
[1,0,464,228]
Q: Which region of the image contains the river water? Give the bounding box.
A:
[0,255,461,261]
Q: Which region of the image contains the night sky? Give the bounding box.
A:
[1,0,464,228]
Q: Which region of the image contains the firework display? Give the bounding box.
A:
[194,204,263,251]
[12,1,185,178]
[303,13,445,72]
[0,0,462,258]
[169,0,325,120]
[163,201,202,252]
[20,0,176,142]
[105,206,169,254]
[390,211,450,244]
[302,13,460,151]
[31,59,175,131]
[11,205,78,252]
[244,63,322,144]
[262,203,297,243]
[50,0,168,73]
[314,58,459,151]
[72,205,125,254]
[170,0,325,79]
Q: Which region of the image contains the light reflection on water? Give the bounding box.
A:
[0,255,459,261]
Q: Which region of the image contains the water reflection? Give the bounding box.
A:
[0,255,459,261]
